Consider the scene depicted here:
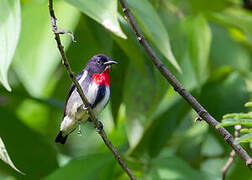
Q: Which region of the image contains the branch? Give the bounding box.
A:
[222,125,241,180]
[119,0,252,170]
[48,1,136,179]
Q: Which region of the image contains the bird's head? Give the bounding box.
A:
[85,54,117,86]
[86,54,117,75]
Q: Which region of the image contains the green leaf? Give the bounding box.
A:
[199,72,249,120]
[110,45,129,122]
[64,15,105,73]
[44,154,114,180]
[0,137,23,174]
[240,128,252,133]
[216,118,252,128]
[234,132,252,144]
[176,122,209,163]
[189,0,229,12]
[209,24,251,74]
[201,134,224,157]
[227,157,252,180]
[65,0,126,39]
[157,4,199,88]
[16,99,50,134]
[200,158,226,179]
[124,64,168,149]
[130,96,190,157]
[13,0,80,97]
[146,150,211,180]
[113,15,146,73]
[128,0,182,73]
[0,0,21,91]
[209,8,252,41]
[223,113,252,119]
[184,15,211,85]
[245,102,252,107]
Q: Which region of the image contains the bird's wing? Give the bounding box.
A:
[92,84,106,108]
[63,71,84,118]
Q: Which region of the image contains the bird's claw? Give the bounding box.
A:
[95,121,103,133]
[82,105,88,111]
[81,103,92,112]
[77,124,82,136]
[77,105,89,114]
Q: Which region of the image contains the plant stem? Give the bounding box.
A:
[222,125,242,180]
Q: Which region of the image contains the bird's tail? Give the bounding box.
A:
[55,131,68,144]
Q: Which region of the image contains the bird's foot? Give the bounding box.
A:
[77,105,89,115]
[80,104,92,113]
[77,121,82,136]
[82,105,88,111]
[95,121,103,133]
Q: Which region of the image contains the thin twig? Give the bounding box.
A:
[54,29,76,42]
[222,125,241,180]
[119,0,252,170]
[48,1,136,179]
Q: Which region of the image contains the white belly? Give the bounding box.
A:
[61,82,110,135]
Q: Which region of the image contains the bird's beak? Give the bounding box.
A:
[104,60,117,66]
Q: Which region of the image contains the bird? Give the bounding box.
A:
[55,54,117,144]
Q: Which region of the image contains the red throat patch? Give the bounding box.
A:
[92,68,110,86]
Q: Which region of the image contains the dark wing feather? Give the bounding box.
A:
[92,84,106,108]
[63,71,84,117]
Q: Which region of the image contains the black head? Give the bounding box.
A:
[85,54,117,75]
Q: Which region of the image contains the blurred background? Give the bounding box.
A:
[0,0,252,179]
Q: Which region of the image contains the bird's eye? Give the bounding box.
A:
[97,59,101,64]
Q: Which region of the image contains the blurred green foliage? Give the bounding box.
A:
[0,0,251,179]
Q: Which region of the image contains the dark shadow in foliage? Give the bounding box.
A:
[110,45,129,123]
[0,108,58,180]
[131,98,190,158]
